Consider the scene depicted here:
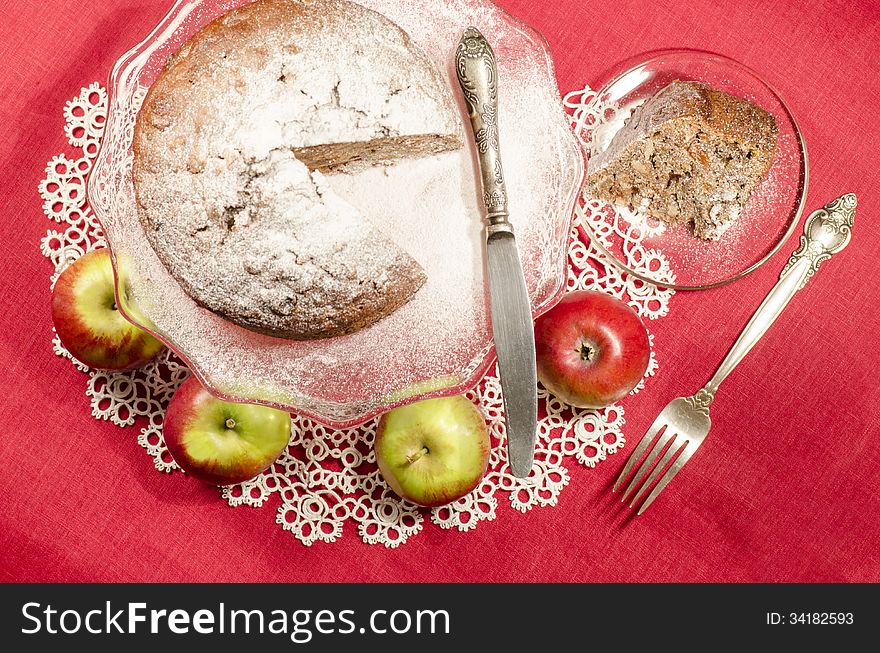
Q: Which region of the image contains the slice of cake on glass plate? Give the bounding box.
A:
[587,80,778,240]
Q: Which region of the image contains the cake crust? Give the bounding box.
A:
[588,81,778,240]
[133,0,461,339]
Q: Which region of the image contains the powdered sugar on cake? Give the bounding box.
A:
[133,0,462,339]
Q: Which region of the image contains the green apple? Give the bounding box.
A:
[374,395,490,507]
[51,249,164,370]
[163,377,291,485]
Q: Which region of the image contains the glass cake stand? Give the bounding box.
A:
[87,0,584,427]
[581,49,809,290]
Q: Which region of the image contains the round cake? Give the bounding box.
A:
[133,0,462,339]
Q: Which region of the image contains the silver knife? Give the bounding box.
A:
[455,27,537,478]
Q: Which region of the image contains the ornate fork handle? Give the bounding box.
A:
[455,27,511,237]
[701,194,857,399]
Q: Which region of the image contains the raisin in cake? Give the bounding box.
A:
[587,81,778,240]
[133,0,462,339]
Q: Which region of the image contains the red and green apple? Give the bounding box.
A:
[374,395,490,507]
[163,376,292,485]
[51,249,164,370]
[534,289,650,408]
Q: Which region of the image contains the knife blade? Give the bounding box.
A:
[455,27,537,477]
[486,232,538,477]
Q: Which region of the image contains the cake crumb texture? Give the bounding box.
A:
[133,0,462,339]
[588,80,778,240]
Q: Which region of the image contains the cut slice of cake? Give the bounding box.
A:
[587,81,778,240]
[133,0,463,339]
[137,150,425,339]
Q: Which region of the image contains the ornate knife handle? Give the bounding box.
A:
[701,193,857,400]
[455,27,511,237]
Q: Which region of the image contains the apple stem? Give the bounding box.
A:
[578,342,595,362]
[111,302,117,311]
[225,418,236,429]
[406,446,429,464]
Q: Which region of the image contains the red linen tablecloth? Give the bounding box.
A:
[1,0,878,583]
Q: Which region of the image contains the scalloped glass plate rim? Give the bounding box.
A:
[86,0,585,427]
[581,48,809,291]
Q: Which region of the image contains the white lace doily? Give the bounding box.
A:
[40,83,675,547]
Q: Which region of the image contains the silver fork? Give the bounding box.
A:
[615,193,857,514]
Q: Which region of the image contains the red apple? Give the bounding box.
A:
[534,289,650,408]
[163,377,292,485]
[51,249,164,370]
[374,395,490,507]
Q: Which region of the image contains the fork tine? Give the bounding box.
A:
[612,413,667,492]
[635,442,697,515]
[629,435,686,508]
[620,428,675,502]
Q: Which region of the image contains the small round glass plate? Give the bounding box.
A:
[87,0,583,427]
[582,49,808,289]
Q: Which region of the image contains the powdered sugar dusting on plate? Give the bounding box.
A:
[94,0,583,424]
